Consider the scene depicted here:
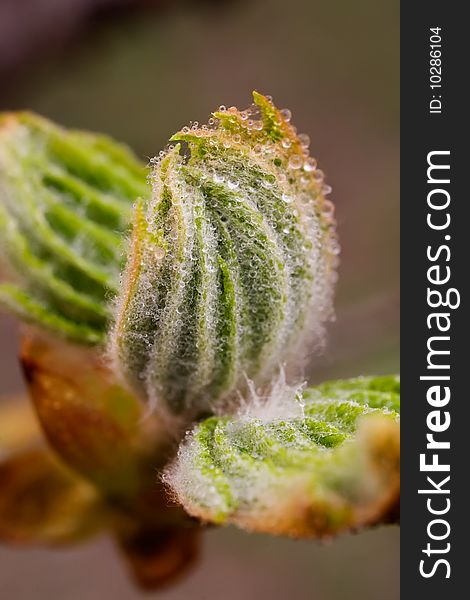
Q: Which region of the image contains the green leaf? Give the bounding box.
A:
[165,375,400,538]
[111,92,339,419]
[0,112,148,343]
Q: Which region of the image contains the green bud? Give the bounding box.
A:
[0,112,147,343]
[111,92,338,418]
[165,375,400,537]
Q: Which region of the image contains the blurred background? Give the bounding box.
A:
[0,0,399,598]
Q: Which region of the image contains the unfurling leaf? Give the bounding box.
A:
[110,92,338,420]
[0,112,147,343]
[165,376,400,538]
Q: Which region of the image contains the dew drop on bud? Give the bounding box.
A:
[262,178,273,189]
[298,133,311,148]
[331,241,341,256]
[280,108,292,122]
[288,155,303,169]
[154,247,165,260]
[322,200,335,219]
[303,157,317,172]
[282,138,292,149]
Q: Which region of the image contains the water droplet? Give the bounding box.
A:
[262,178,273,189]
[227,180,239,190]
[322,184,333,196]
[280,108,292,122]
[233,134,241,144]
[182,126,190,134]
[253,121,263,131]
[213,173,225,183]
[282,138,292,149]
[298,133,310,148]
[303,157,317,172]
[331,241,341,255]
[282,193,292,203]
[288,155,303,169]
[154,247,165,260]
[322,200,335,217]
[219,105,227,112]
